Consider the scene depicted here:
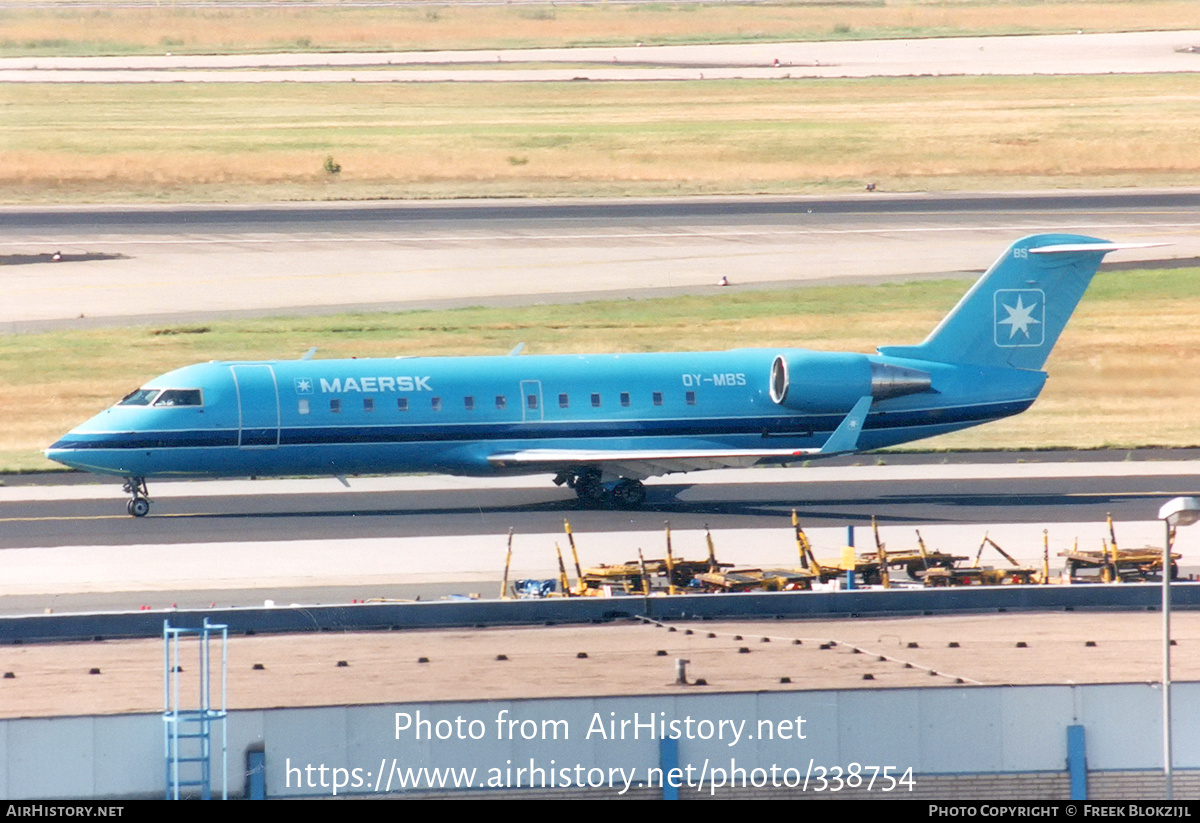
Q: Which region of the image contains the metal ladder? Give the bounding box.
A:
[163,619,228,800]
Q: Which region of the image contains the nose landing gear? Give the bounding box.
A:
[123,477,150,517]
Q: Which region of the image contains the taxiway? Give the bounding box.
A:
[1,455,1197,614]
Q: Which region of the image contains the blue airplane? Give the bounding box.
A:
[47,234,1141,516]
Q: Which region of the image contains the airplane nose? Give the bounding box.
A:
[45,434,86,470]
[45,430,127,475]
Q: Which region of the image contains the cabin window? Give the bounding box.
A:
[298,399,310,415]
[652,391,663,406]
[686,391,696,406]
[526,394,538,411]
[363,398,374,412]
[496,395,506,410]
[432,397,442,412]
[153,389,203,407]
[620,392,630,407]
[559,393,569,408]
[591,393,601,408]
[119,389,159,406]
[464,396,475,411]
[397,397,409,412]
[330,399,341,414]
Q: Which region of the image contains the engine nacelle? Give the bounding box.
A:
[769,352,931,412]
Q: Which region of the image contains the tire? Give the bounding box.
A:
[575,473,605,507]
[130,498,150,518]
[612,479,646,508]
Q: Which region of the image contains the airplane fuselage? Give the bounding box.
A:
[47,347,1044,480]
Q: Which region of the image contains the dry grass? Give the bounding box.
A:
[4,1,1200,57]
[5,75,1200,204]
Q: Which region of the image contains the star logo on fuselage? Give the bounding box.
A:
[993,289,1045,347]
[294,378,313,394]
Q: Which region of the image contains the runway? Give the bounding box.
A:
[3,190,1199,329]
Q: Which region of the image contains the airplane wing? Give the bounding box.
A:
[487,396,872,479]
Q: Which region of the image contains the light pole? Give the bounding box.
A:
[1156,496,1200,800]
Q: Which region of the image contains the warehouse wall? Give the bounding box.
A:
[2,683,1197,799]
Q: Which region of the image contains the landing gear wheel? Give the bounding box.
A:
[574,470,605,508]
[122,476,150,518]
[611,479,646,508]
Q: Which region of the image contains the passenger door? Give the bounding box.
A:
[231,365,280,448]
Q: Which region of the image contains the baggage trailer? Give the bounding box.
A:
[922,534,1041,587]
[1059,514,1179,583]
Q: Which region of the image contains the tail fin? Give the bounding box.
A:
[878,234,1140,370]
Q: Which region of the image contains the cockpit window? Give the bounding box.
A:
[118,389,159,406]
[153,389,203,407]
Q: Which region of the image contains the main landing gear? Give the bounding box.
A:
[123,477,150,517]
[564,469,647,509]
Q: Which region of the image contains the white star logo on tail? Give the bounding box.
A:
[998,295,1041,339]
[993,289,1045,347]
